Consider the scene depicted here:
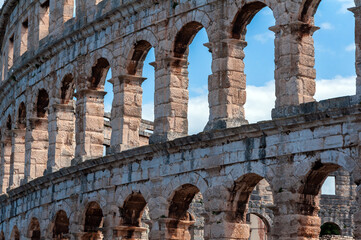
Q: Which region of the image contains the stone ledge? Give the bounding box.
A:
[1,103,361,201]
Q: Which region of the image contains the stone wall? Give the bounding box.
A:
[0,0,360,239]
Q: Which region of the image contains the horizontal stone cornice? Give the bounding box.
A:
[1,102,361,203]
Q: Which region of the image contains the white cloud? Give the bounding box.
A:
[345,43,356,52]
[244,80,275,123]
[336,0,354,14]
[253,32,274,44]
[142,102,154,121]
[315,75,355,100]
[320,22,334,30]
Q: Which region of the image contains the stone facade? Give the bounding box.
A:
[0,0,360,239]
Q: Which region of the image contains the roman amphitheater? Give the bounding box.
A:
[0,0,360,239]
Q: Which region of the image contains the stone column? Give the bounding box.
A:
[47,104,75,173]
[205,39,249,131]
[110,74,146,152]
[24,118,49,181]
[270,22,318,109]
[8,129,26,189]
[271,191,320,239]
[150,56,189,144]
[354,184,361,240]
[350,7,361,97]
[149,218,195,240]
[0,131,12,193]
[74,89,106,163]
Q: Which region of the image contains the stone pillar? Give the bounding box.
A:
[270,22,318,109]
[354,184,361,240]
[271,191,321,239]
[8,129,26,189]
[350,7,361,97]
[74,89,106,162]
[113,226,147,240]
[25,118,49,181]
[0,131,12,193]
[149,218,195,240]
[150,57,189,144]
[205,39,249,131]
[110,75,146,152]
[47,104,75,173]
[74,232,102,240]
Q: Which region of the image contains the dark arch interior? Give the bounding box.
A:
[127,40,152,75]
[28,218,41,240]
[121,192,147,227]
[168,184,199,220]
[6,115,11,130]
[89,58,110,90]
[231,2,267,39]
[0,231,4,240]
[298,162,340,216]
[299,0,322,23]
[53,210,69,238]
[229,173,264,222]
[320,222,341,236]
[11,227,19,240]
[36,89,49,118]
[61,74,75,104]
[84,202,104,232]
[17,102,26,129]
[173,21,203,59]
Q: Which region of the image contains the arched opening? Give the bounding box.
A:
[103,67,112,155]
[53,210,69,239]
[167,184,204,239]
[6,115,12,130]
[298,161,357,237]
[89,58,110,90]
[247,213,270,240]
[28,217,41,240]
[231,3,275,123]
[113,40,155,150]
[300,0,356,101]
[0,231,4,240]
[117,192,149,239]
[61,74,75,105]
[17,102,26,129]
[171,21,211,135]
[226,174,274,239]
[320,222,341,236]
[10,226,20,240]
[37,89,49,118]
[121,192,147,227]
[83,202,104,238]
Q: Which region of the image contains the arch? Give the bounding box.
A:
[228,173,265,222]
[168,184,200,220]
[320,222,341,236]
[28,217,41,240]
[84,201,104,233]
[36,89,49,118]
[17,102,26,129]
[0,231,4,240]
[299,0,322,23]
[88,58,110,90]
[127,40,152,75]
[173,21,204,59]
[120,192,147,227]
[10,226,20,240]
[60,73,75,104]
[53,210,69,238]
[298,161,340,216]
[231,2,268,39]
